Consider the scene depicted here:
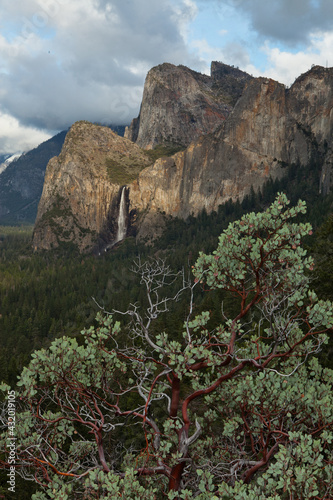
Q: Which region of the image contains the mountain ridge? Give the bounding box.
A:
[0,125,127,225]
[0,131,67,224]
[124,61,253,149]
[32,62,333,252]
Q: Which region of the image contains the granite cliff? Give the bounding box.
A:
[33,122,152,252]
[0,125,127,226]
[129,66,333,219]
[124,62,252,149]
[33,63,333,253]
[286,65,333,195]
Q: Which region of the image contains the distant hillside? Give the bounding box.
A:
[0,131,67,224]
[0,154,11,164]
[0,153,23,175]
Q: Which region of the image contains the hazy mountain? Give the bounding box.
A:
[0,131,68,224]
[0,152,24,175]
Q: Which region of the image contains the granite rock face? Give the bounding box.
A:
[128,77,286,218]
[124,62,252,149]
[286,65,333,195]
[129,69,333,218]
[33,121,152,252]
[33,65,333,252]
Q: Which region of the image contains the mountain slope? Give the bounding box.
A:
[33,64,333,253]
[0,131,67,224]
[0,153,24,175]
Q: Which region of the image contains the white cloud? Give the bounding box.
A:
[262,31,333,85]
[171,0,198,41]
[0,112,51,154]
[0,0,199,150]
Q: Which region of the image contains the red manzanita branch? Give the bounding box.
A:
[170,375,181,419]
[242,442,280,483]
[181,361,249,431]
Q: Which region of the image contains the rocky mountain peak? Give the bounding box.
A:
[33,63,333,253]
[32,121,152,252]
[210,61,253,105]
[124,61,252,149]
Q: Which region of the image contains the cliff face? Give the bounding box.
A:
[129,77,287,218]
[33,64,333,253]
[286,65,333,195]
[124,62,252,149]
[129,68,333,219]
[33,122,152,252]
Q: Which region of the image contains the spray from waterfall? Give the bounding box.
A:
[115,187,127,243]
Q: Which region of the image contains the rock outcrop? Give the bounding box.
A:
[33,121,152,252]
[33,64,333,253]
[287,65,333,195]
[129,68,333,219]
[124,62,252,149]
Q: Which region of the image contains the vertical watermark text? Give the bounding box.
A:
[6,390,16,493]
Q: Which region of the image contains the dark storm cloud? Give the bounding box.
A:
[0,0,198,133]
[229,0,333,45]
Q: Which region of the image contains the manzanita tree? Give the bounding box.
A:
[1,193,332,499]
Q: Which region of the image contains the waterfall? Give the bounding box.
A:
[115,187,127,243]
[99,187,127,254]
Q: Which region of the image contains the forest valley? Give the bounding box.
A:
[0,166,333,498]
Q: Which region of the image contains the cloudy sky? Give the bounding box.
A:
[0,0,332,154]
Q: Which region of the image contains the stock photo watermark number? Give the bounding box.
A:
[6,390,16,493]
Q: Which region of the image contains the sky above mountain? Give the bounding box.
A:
[0,0,332,153]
